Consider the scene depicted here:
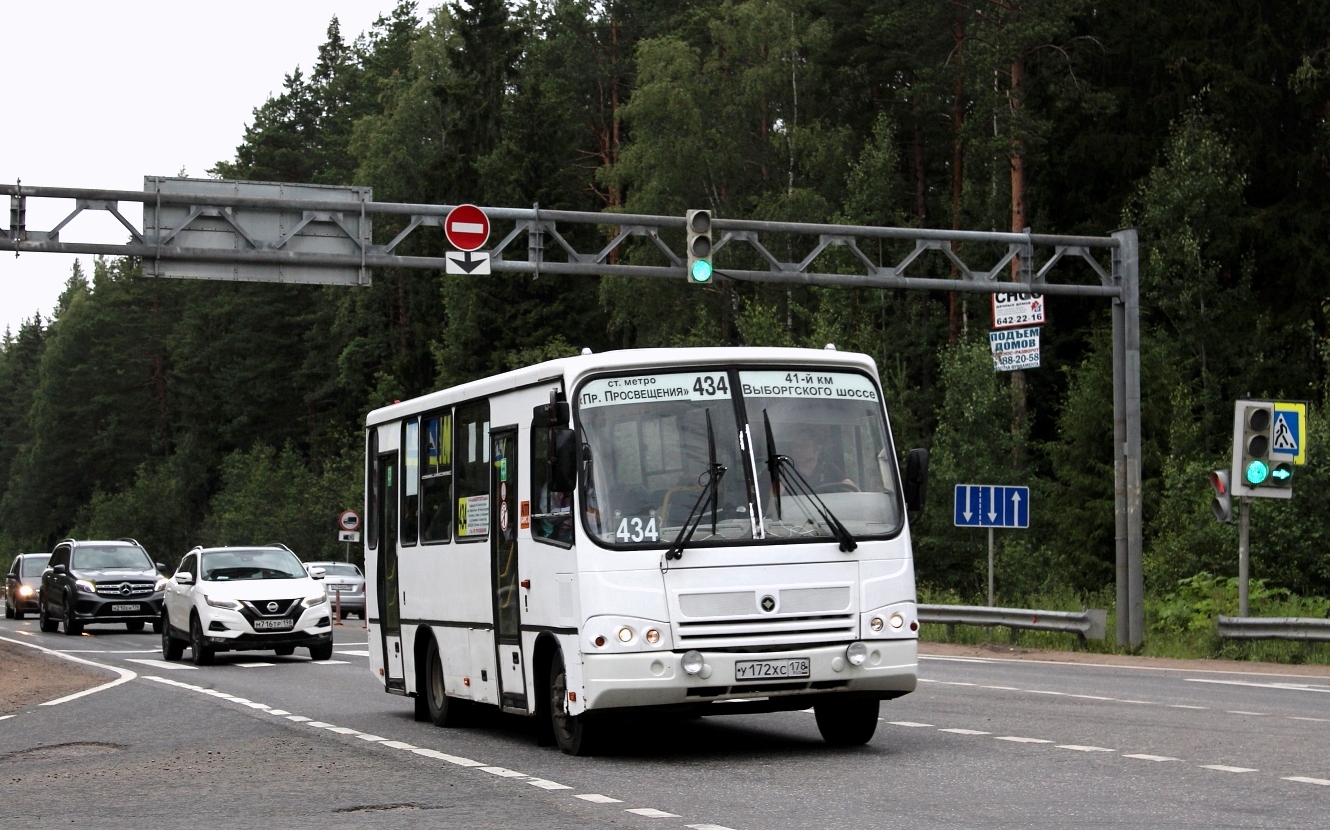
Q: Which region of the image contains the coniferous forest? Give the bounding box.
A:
[4,1,1330,634]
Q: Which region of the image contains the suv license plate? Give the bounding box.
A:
[111,604,140,613]
[253,619,295,631]
[734,657,811,682]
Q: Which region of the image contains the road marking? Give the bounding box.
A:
[577,794,623,804]
[268,709,290,715]
[325,726,359,734]
[286,715,311,722]
[1201,764,1258,773]
[1119,700,1155,705]
[480,766,527,778]
[381,740,415,750]
[995,736,1053,744]
[307,721,334,728]
[1170,704,1208,709]
[939,728,990,735]
[527,778,573,790]
[126,659,197,670]
[1287,716,1330,722]
[356,734,387,742]
[1028,690,1067,696]
[0,714,14,721]
[1226,710,1266,716]
[1124,754,1180,762]
[0,634,138,705]
[1283,776,1330,786]
[411,747,484,766]
[62,649,161,653]
[981,685,1019,691]
[235,662,275,668]
[1066,694,1113,701]
[919,652,1330,681]
[887,721,934,727]
[687,825,740,830]
[1187,678,1330,694]
[627,808,681,818]
[336,650,371,656]
[310,660,350,665]
[1056,745,1115,752]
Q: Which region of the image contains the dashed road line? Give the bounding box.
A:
[1124,754,1180,762]
[577,794,623,804]
[126,658,196,670]
[1057,745,1114,752]
[939,728,990,735]
[1283,776,1330,786]
[628,808,681,818]
[995,736,1052,744]
[887,721,934,727]
[1201,764,1258,773]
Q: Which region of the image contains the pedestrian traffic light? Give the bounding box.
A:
[1208,469,1232,523]
[685,209,713,283]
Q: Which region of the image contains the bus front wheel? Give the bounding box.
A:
[422,636,467,727]
[549,650,598,756]
[814,695,880,746]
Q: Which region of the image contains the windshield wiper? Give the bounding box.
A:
[665,409,728,561]
[763,410,857,553]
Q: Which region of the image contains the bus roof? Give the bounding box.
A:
[365,346,879,427]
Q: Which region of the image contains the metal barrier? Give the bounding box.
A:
[1217,616,1330,642]
[917,604,1108,647]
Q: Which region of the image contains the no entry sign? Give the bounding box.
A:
[445,204,490,252]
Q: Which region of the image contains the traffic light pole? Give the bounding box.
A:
[1238,496,1251,617]
[988,527,996,608]
[1111,229,1145,648]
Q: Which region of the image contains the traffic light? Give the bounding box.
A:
[685,209,713,283]
[1238,402,1292,491]
[1208,469,1232,523]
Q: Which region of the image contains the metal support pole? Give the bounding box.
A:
[1114,229,1145,648]
[988,527,995,607]
[1112,281,1128,647]
[1238,496,1251,617]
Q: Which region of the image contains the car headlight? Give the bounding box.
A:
[17,585,34,597]
[75,579,97,594]
[302,592,327,608]
[203,595,242,610]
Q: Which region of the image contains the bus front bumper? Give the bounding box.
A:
[580,639,917,711]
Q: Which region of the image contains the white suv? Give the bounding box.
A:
[161,545,334,665]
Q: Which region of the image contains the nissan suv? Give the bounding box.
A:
[38,539,166,635]
[161,545,333,664]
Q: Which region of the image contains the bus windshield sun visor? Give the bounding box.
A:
[763,410,857,553]
[664,409,728,561]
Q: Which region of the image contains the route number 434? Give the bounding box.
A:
[616,516,660,543]
[693,375,728,396]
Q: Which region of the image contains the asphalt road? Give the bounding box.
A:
[1,616,1327,829]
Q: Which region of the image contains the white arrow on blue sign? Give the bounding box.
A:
[953,484,1030,528]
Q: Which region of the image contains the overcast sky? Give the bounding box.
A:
[0,1,397,335]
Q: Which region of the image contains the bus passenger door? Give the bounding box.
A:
[490,427,526,710]
[376,452,406,689]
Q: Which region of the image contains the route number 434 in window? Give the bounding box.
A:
[693,375,728,397]
[617,516,660,543]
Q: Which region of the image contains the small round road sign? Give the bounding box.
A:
[444,204,490,252]
[339,510,361,532]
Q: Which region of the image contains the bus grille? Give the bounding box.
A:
[675,613,856,648]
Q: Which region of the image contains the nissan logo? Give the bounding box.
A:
[760,595,776,613]
[119,583,132,596]
[266,602,279,613]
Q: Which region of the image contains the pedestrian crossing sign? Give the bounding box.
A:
[1272,401,1307,465]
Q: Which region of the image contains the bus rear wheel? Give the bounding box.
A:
[549,650,598,756]
[422,636,466,727]
[814,695,880,746]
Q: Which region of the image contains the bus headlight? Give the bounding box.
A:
[870,616,884,632]
[681,650,704,675]
[645,628,660,645]
[617,626,634,643]
[889,613,905,629]
[845,641,869,666]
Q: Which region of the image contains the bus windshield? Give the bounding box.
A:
[576,366,902,549]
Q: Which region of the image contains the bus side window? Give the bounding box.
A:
[454,400,490,540]
[367,428,380,550]
[531,424,574,546]
[402,419,420,546]
[420,411,453,543]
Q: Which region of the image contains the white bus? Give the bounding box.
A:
[364,346,927,754]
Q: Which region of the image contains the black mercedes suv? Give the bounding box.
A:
[39,539,166,635]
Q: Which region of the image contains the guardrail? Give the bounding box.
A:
[1216,616,1330,642]
[918,604,1108,648]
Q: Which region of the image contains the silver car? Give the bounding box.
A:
[304,561,365,620]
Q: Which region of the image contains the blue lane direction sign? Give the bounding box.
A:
[953,484,1030,528]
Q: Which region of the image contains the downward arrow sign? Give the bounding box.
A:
[988,487,999,522]
[963,486,974,521]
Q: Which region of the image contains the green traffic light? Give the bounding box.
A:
[691,259,713,282]
[1272,462,1293,482]
[1245,459,1270,485]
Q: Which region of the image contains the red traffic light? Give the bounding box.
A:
[1208,469,1228,496]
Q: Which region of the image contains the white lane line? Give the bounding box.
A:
[381,740,415,750]
[0,634,138,705]
[1028,690,1067,696]
[1283,776,1330,786]
[268,709,290,716]
[527,778,573,790]
[919,653,1330,681]
[627,808,681,818]
[336,650,371,656]
[325,726,360,735]
[1124,754,1181,762]
[480,766,527,778]
[411,747,484,767]
[995,736,1053,744]
[981,685,1019,691]
[1201,764,1258,773]
[0,714,15,721]
[1187,677,1330,693]
[1287,716,1330,722]
[356,734,387,742]
[307,721,334,728]
[309,660,350,665]
[61,649,161,654]
[687,825,740,830]
[126,659,197,670]
[1056,745,1115,752]
[1066,694,1114,701]
[577,794,623,804]
[1119,700,1156,705]
[1226,710,1266,716]
[1170,704,1208,710]
[887,721,934,727]
[286,715,311,722]
[939,728,990,735]
[234,662,275,668]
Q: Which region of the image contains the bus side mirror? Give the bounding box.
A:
[549,428,577,492]
[904,448,929,512]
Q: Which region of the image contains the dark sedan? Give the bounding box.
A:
[5,553,49,619]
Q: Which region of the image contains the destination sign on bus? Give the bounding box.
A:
[578,371,732,409]
[740,371,879,401]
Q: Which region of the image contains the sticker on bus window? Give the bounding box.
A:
[615,516,660,543]
[458,494,490,537]
[739,371,879,402]
[578,371,732,409]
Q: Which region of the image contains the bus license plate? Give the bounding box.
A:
[253,619,294,631]
[111,604,140,613]
[734,657,811,682]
